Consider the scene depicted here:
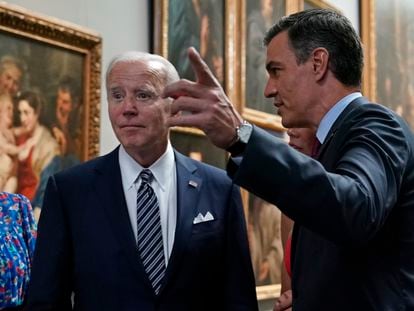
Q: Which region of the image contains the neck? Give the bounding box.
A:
[125,140,168,168]
[312,78,360,127]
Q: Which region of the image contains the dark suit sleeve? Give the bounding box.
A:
[224,184,259,310]
[26,176,73,311]
[229,109,410,246]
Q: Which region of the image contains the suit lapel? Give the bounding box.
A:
[92,148,150,284]
[294,97,370,268]
[162,152,202,285]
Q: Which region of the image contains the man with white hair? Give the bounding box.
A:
[26,51,258,311]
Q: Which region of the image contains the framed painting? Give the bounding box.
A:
[0,3,101,218]
[241,0,286,131]
[247,193,283,299]
[153,0,226,85]
[361,0,414,130]
[242,128,286,303]
[152,0,241,103]
[152,0,233,166]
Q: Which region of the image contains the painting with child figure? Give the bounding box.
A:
[0,3,101,220]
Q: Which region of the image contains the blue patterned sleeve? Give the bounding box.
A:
[0,192,37,308]
[18,194,37,261]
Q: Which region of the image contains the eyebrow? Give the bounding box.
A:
[109,86,122,92]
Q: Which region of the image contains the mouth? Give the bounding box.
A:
[273,100,282,108]
[119,124,145,130]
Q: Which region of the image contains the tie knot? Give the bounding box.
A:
[139,169,153,184]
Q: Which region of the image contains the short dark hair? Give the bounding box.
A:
[18,90,44,115]
[264,9,363,87]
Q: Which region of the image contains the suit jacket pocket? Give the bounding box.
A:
[191,219,222,238]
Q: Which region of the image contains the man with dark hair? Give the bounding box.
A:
[51,75,81,163]
[164,9,414,310]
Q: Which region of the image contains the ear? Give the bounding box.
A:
[311,48,329,81]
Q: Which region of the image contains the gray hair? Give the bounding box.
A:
[105,51,180,87]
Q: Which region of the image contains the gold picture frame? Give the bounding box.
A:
[0,3,101,208]
[360,0,376,102]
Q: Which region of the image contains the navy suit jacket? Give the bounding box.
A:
[26,148,258,311]
[228,97,414,310]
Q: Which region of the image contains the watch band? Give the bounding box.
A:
[226,139,247,157]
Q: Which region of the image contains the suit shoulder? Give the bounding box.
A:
[53,151,115,182]
[344,102,412,135]
[353,102,405,124]
[338,102,414,161]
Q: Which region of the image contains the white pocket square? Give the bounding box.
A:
[193,211,214,224]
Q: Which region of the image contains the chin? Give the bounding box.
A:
[281,119,292,128]
[122,139,146,149]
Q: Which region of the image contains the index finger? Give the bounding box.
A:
[188,47,220,87]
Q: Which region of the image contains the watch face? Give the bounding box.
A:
[238,123,253,143]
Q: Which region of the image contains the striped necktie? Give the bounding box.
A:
[136,169,165,295]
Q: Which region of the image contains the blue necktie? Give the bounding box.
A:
[136,169,165,295]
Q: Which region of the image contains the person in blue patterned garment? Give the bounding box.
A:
[0,192,37,310]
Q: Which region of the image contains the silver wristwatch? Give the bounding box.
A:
[226,121,253,156]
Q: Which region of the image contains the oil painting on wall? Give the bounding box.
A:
[0,3,101,219]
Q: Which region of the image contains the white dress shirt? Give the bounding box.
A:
[316,92,363,144]
[119,143,177,266]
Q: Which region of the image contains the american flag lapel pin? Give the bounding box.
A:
[188,180,198,188]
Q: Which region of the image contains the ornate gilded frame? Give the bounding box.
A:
[360,0,376,102]
[0,2,102,159]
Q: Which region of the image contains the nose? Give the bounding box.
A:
[264,78,277,98]
[286,128,297,138]
[122,96,139,116]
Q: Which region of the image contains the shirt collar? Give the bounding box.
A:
[316,92,362,143]
[118,142,175,192]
